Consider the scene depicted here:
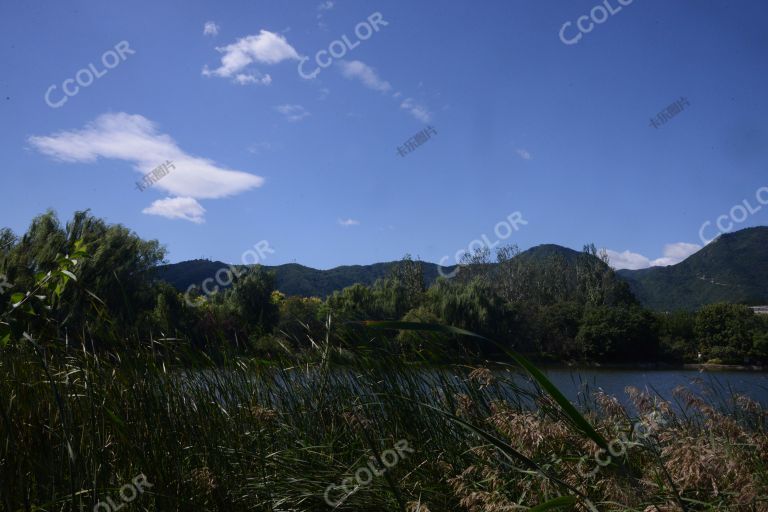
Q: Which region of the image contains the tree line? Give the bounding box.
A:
[1,210,766,364]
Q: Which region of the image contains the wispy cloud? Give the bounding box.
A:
[605,250,654,270]
[336,60,434,123]
[516,148,532,160]
[338,218,360,227]
[400,97,431,123]
[233,73,272,85]
[651,242,702,266]
[202,30,299,84]
[143,197,206,224]
[316,1,335,29]
[338,60,391,92]
[605,242,701,270]
[203,21,220,37]
[28,112,264,223]
[274,104,310,122]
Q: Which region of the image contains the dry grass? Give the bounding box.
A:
[1,342,766,511]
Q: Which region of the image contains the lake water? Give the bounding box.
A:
[539,367,768,407]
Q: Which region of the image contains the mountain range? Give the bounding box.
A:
[153,226,768,311]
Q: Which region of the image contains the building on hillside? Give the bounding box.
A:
[750,306,768,315]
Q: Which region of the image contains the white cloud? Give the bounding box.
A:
[338,218,360,227]
[274,104,310,122]
[233,72,272,85]
[203,30,299,83]
[143,197,206,223]
[516,148,532,160]
[203,21,220,37]
[606,242,702,270]
[335,61,433,123]
[28,112,264,223]
[651,242,702,266]
[400,98,432,123]
[338,60,391,92]
[605,250,653,270]
[316,1,335,28]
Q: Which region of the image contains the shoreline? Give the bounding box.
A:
[533,361,767,372]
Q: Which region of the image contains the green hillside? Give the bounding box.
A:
[153,227,768,310]
[618,227,768,310]
[153,259,455,297]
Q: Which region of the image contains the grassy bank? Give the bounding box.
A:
[2,335,767,512]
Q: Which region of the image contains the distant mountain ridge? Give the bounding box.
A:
[617,227,768,310]
[154,259,454,298]
[153,227,768,311]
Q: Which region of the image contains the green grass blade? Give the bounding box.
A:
[361,321,609,451]
[528,495,578,511]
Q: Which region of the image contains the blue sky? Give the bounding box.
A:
[1,0,767,270]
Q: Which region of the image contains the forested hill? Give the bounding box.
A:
[153,245,587,298]
[154,259,455,298]
[617,227,768,311]
[154,227,768,310]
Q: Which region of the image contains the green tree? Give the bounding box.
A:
[576,305,658,361]
[533,301,583,357]
[695,303,757,363]
[277,295,324,347]
[2,210,165,344]
[656,311,696,361]
[324,283,382,321]
[231,266,280,337]
[387,254,426,311]
[423,277,525,354]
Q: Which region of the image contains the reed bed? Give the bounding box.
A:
[1,335,767,512]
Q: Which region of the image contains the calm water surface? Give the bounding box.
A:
[538,367,768,407]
